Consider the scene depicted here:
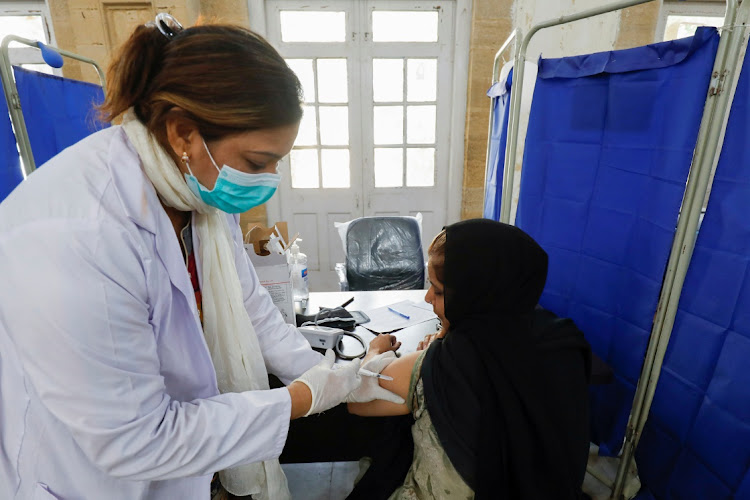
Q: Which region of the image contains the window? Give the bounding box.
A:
[266,1,452,190]
[658,2,725,42]
[287,57,351,188]
[0,1,55,74]
[372,57,437,187]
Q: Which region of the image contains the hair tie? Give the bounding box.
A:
[146,12,184,40]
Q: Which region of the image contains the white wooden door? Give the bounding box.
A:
[360,1,454,245]
[266,0,456,291]
[267,1,364,291]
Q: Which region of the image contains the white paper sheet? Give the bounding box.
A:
[361,299,437,333]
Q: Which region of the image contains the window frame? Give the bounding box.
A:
[363,3,449,190]
[0,1,56,69]
[250,0,471,222]
[656,1,727,42]
[265,0,361,191]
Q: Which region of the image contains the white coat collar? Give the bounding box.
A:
[108,126,198,312]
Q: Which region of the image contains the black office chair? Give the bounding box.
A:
[339,216,425,291]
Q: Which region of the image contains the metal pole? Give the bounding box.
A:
[499,0,657,224]
[499,32,524,223]
[484,29,518,218]
[1,36,36,176]
[0,35,107,176]
[46,44,106,89]
[611,1,748,497]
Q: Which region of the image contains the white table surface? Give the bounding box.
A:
[303,290,440,358]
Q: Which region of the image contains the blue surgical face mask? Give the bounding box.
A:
[183,139,281,213]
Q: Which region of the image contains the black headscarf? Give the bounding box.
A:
[422,219,591,499]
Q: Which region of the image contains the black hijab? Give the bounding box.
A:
[422,219,591,499]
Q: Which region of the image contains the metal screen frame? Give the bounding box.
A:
[0,35,106,177]
[612,1,750,497]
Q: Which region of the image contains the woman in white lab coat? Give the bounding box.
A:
[0,15,398,500]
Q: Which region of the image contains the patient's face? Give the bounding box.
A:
[425,262,448,329]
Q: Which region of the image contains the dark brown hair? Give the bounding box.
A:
[99,21,303,144]
[428,229,446,283]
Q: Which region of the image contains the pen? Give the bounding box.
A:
[340,297,354,308]
[359,368,393,381]
[388,307,410,320]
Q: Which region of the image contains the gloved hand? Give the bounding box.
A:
[295,350,362,416]
[345,351,404,404]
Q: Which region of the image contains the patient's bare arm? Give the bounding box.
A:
[347,351,420,417]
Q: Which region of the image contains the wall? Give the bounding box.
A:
[461,0,514,220]
[460,0,661,220]
[49,0,252,81]
[50,0,198,84]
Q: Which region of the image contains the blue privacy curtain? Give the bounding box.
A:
[0,94,23,202]
[13,67,108,167]
[635,38,750,500]
[483,69,513,220]
[515,27,719,456]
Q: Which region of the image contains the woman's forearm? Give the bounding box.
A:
[287,382,313,419]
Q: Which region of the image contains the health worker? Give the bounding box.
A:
[0,14,399,500]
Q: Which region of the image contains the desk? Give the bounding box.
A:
[302,290,439,358]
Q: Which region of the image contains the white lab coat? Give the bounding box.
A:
[0,126,322,500]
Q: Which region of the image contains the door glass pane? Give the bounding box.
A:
[374,148,403,187]
[406,148,435,187]
[280,11,346,42]
[407,59,437,102]
[290,149,319,188]
[373,59,403,102]
[296,106,318,146]
[319,106,349,146]
[317,59,348,103]
[0,16,46,42]
[286,59,315,103]
[321,149,350,188]
[372,11,438,42]
[406,105,436,144]
[374,106,403,145]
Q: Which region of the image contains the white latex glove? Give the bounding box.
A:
[295,350,362,416]
[345,351,405,404]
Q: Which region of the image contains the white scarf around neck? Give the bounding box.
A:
[122,110,290,499]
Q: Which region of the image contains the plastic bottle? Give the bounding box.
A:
[288,239,309,304]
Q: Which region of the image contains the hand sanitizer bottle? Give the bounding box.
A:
[289,239,309,306]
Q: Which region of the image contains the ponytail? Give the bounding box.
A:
[99,24,170,123]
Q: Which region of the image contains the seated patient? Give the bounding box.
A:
[349,219,592,499]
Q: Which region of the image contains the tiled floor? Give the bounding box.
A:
[583,444,642,500]
[282,448,641,500]
[283,461,361,500]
